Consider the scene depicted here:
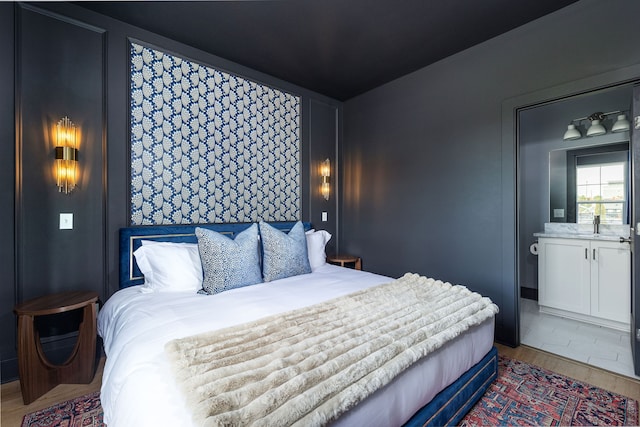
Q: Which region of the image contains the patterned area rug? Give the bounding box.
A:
[20,357,638,427]
[462,356,639,426]
[21,391,103,427]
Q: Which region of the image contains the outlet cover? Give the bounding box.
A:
[59,213,73,230]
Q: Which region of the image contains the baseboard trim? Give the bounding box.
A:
[520,287,538,301]
[1,337,103,384]
[1,357,18,384]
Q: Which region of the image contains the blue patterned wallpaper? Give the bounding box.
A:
[130,43,301,225]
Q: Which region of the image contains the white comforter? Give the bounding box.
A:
[99,265,494,427]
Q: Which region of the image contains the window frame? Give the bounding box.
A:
[566,143,629,224]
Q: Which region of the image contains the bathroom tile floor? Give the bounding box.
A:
[520,297,640,380]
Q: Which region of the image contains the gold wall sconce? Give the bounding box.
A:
[54,116,79,194]
[320,158,331,201]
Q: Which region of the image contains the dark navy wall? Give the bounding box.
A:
[1,2,341,383]
[17,5,106,300]
[308,100,339,255]
[0,3,17,381]
[341,0,640,345]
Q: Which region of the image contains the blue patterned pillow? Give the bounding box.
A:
[195,224,262,295]
[259,221,311,282]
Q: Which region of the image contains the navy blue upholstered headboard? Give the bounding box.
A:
[119,221,311,289]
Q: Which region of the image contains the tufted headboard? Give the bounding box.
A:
[119,221,311,289]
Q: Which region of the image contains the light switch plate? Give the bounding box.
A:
[321,211,328,222]
[553,209,564,218]
[60,213,73,230]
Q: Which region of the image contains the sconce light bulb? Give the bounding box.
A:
[54,116,79,194]
[320,158,331,201]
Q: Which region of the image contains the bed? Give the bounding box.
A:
[98,221,498,426]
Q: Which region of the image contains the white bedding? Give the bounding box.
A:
[98,264,494,427]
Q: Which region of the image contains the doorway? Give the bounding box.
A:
[517,84,639,379]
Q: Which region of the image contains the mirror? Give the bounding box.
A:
[549,139,629,224]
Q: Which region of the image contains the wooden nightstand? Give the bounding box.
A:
[14,291,98,404]
[327,254,362,270]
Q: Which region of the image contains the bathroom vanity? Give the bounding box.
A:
[534,223,631,331]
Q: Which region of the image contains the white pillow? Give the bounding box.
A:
[133,240,203,293]
[305,229,332,271]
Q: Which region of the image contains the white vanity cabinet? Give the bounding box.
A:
[538,236,630,330]
[589,240,630,324]
[538,238,591,315]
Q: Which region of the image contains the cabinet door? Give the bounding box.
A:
[591,240,631,324]
[539,238,590,314]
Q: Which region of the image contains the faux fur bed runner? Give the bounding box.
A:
[165,273,499,427]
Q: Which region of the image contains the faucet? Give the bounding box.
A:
[593,215,600,234]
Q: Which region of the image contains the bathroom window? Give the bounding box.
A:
[565,143,629,224]
[576,162,626,224]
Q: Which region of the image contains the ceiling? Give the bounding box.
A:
[79,0,579,101]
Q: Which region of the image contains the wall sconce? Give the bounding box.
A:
[563,110,630,141]
[320,158,330,201]
[54,116,79,194]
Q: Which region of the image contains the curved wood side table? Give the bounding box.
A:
[327,254,362,270]
[14,291,98,404]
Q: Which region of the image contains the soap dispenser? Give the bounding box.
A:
[593,215,600,234]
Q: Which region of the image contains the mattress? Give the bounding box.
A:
[98,264,494,426]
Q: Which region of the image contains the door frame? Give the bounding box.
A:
[500,63,640,347]
[631,84,640,375]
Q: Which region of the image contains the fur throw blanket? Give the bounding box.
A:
[165,273,499,426]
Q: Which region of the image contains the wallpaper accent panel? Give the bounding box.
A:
[130,43,301,225]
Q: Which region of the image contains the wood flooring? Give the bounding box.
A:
[2,345,639,426]
[1,357,104,427]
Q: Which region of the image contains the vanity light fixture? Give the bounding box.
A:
[54,116,79,194]
[320,158,330,201]
[563,110,629,141]
[563,124,581,140]
[585,112,606,137]
[611,114,630,133]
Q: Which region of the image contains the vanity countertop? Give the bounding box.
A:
[533,232,623,241]
[534,222,630,241]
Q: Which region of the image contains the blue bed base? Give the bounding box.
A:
[404,346,498,427]
[118,221,497,425]
[119,221,310,288]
